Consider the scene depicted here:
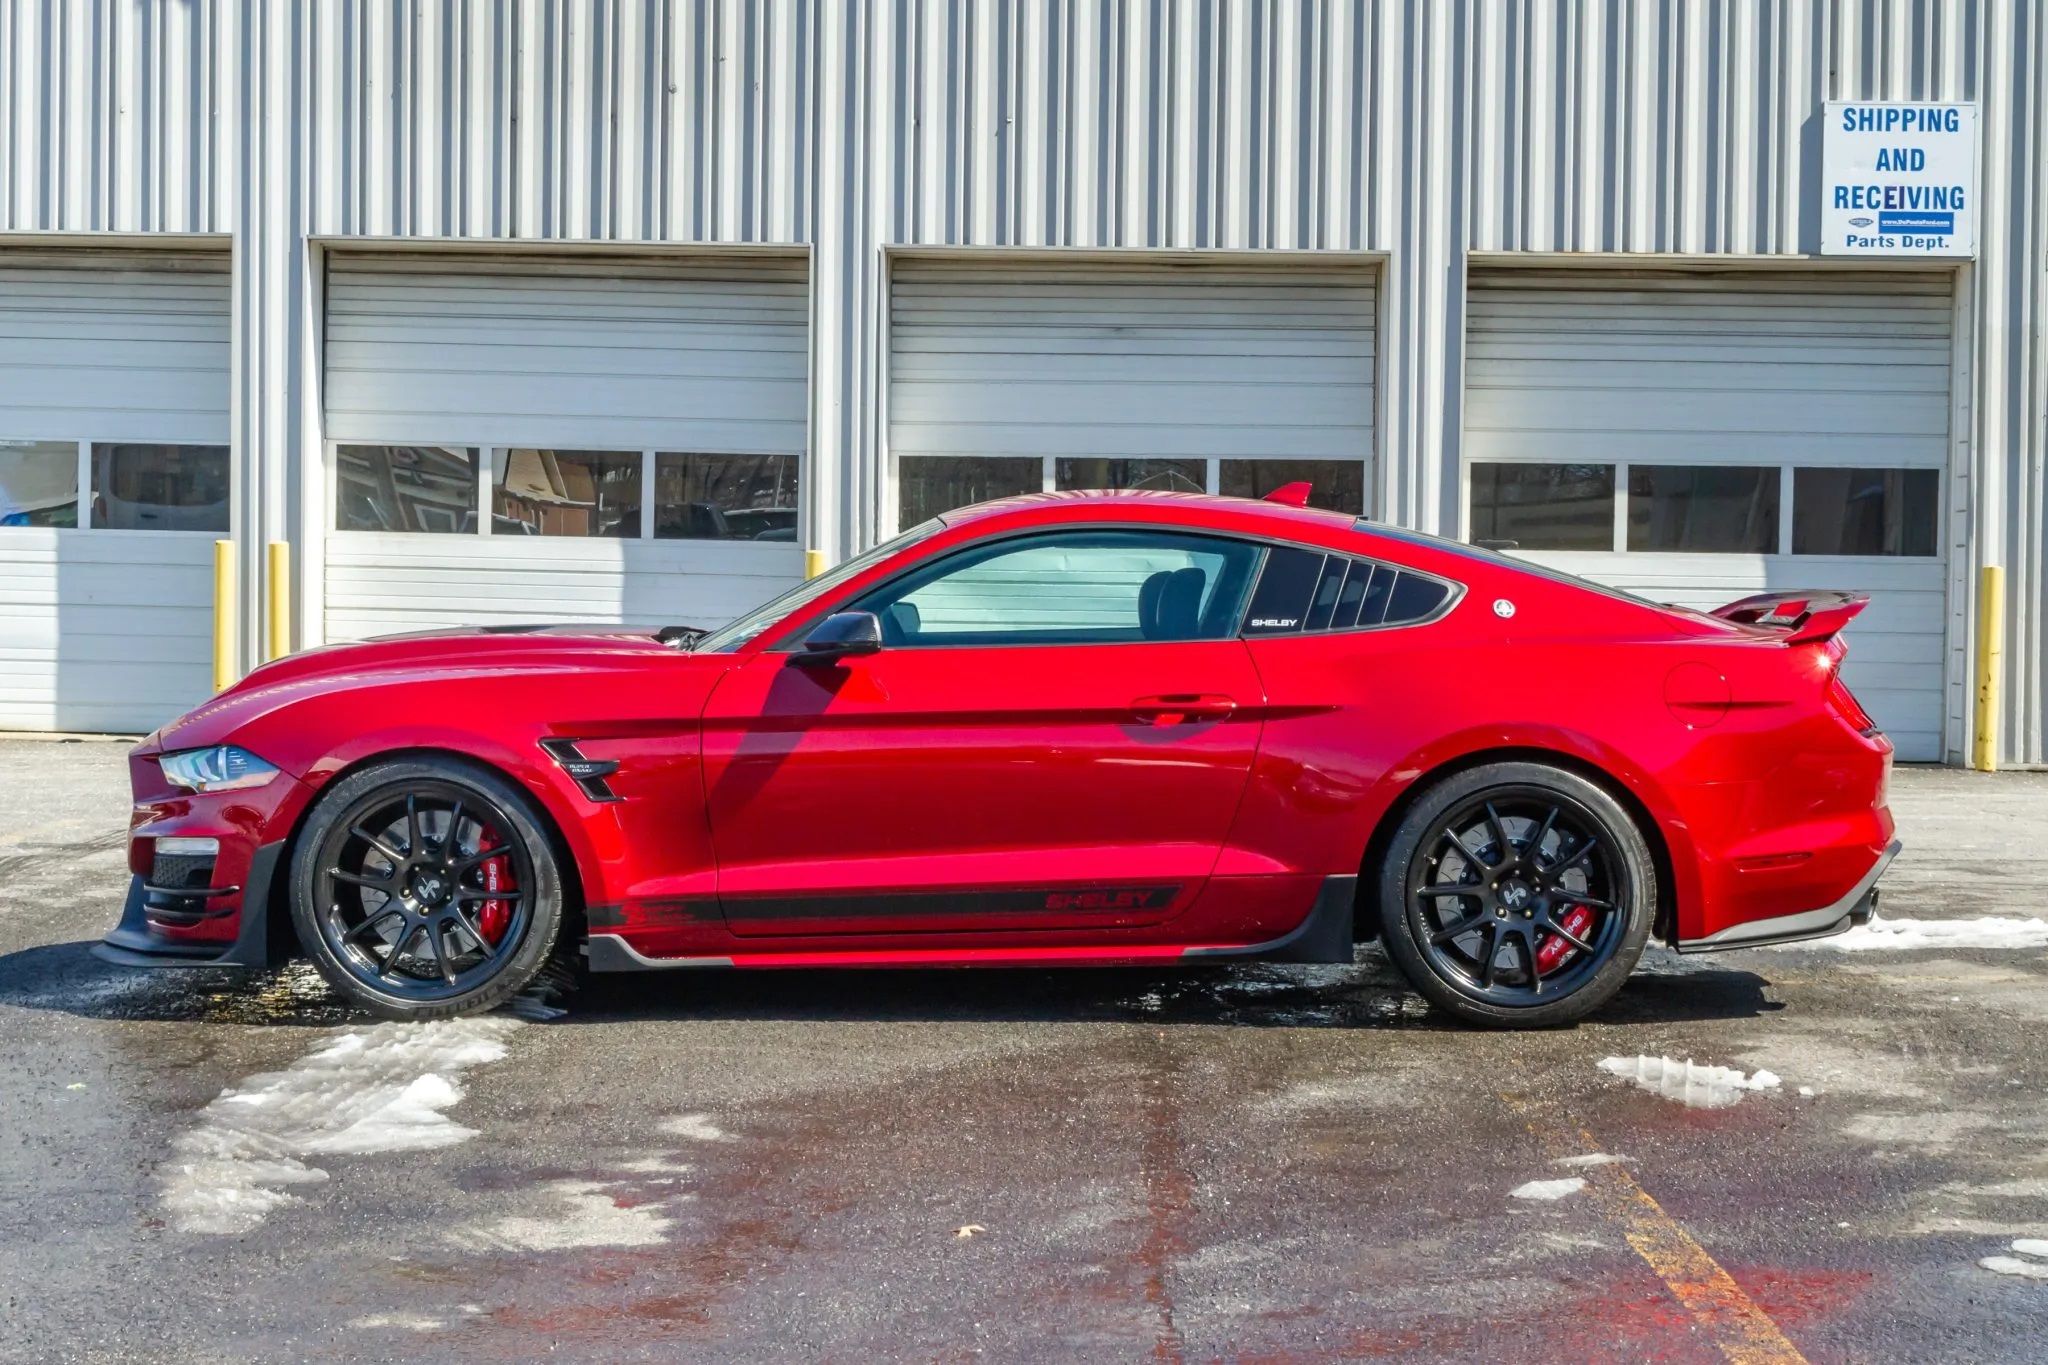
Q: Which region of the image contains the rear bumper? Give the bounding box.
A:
[1676,838,1899,953]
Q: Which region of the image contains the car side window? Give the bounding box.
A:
[1242,546,1456,635]
[850,529,1262,647]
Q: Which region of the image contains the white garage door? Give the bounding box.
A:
[322,254,808,641]
[1465,270,1953,761]
[0,250,229,733]
[889,261,1376,527]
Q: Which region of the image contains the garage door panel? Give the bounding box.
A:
[1467,431,1945,466]
[892,382,1375,430]
[1466,356,1951,392]
[1467,389,1948,439]
[323,257,809,645]
[1477,270,1956,762]
[324,536,798,641]
[889,264,1376,508]
[0,255,226,733]
[326,255,809,452]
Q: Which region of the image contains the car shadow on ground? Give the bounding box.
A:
[0,939,1783,1031]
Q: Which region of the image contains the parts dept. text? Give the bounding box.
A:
[1839,234,1951,250]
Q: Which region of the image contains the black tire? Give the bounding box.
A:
[289,755,565,1021]
[1376,761,1653,1029]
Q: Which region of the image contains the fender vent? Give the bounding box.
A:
[540,738,624,802]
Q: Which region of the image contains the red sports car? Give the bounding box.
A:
[99,490,1898,1028]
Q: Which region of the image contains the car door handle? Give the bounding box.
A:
[1130,694,1238,726]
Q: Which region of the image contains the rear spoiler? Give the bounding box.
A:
[1711,590,1870,644]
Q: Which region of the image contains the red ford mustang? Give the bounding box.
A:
[98,490,1898,1028]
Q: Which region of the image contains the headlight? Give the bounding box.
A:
[158,746,281,793]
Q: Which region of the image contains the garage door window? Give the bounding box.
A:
[853,529,1261,646]
[1793,468,1940,556]
[900,454,1371,523]
[1219,460,1366,515]
[336,445,477,533]
[90,444,230,532]
[1470,461,1940,558]
[1054,458,1205,495]
[492,449,641,538]
[336,446,801,542]
[655,453,798,541]
[1468,463,1614,550]
[0,441,79,527]
[1627,466,1778,553]
[897,456,1042,527]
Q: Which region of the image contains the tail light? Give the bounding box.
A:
[1825,670,1880,737]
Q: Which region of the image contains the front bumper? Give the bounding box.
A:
[94,839,289,969]
[1676,838,1901,953]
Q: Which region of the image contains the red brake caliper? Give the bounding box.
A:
[476,823,512,945]
[1536,905,1595,973]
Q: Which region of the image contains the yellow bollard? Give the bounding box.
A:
[804,548,827,580]
[1973,565,2005,771]
[266,540,291,661]
[212,539,237,692]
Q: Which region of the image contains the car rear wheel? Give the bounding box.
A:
[1376,761,1653,1029]
[289,756,565,1021]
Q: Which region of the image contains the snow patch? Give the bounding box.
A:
[450,1179,679,1253]
[1764,915,2048,952]
[2014,1239,2048,1258]
[159,1019,518,1235]
[1597,1055,1780,1109]
[349,1314,449,1331]
[1510,1177,1586,1202]
[660,1112,733,1142]
[1980,1255,2048,1281]
[1553,1153,1630,1168]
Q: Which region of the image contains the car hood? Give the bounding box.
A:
[147,623,705,754]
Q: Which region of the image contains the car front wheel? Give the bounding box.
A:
[289,756,565,1021]
[1376,761,1654,1029]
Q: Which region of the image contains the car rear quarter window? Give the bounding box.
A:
[1242,545,1455,636]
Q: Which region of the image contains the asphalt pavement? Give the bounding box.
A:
[2,738,2046,1362]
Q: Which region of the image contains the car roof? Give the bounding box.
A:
[938,488,1364,537]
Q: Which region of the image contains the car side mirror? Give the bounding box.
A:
[795,610,883,664]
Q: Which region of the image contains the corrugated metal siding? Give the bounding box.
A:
[812,0,1466,554]
[0,0,227,233]
[0,0,2043,760]
[1464,0,2047,762]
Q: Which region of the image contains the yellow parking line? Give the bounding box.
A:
[1506,1098,1808,1365]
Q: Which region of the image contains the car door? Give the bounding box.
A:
[698,527,1269,937]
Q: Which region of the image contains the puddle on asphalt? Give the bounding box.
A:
[1112,954,1436,1029]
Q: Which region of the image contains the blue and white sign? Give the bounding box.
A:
[1822,102,1977,255]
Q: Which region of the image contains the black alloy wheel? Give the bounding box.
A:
[290,757,565,1020]
[1377,762,1653,1029]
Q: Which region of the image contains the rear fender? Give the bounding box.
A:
[1365,724,1701,941]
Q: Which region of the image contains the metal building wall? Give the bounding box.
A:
[1464,0,2048,764]
[0,0,2042,763]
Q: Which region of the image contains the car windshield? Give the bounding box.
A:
[691,519,946,652]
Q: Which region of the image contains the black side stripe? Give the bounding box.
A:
[721,885,1183,922]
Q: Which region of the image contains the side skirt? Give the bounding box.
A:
[585,874,1360,972]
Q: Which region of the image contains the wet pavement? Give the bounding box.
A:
[3,737,2047,1362]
